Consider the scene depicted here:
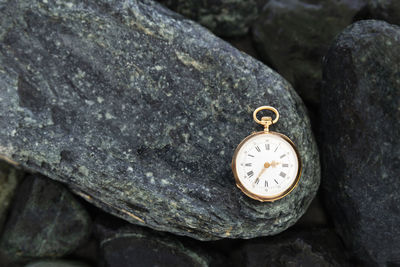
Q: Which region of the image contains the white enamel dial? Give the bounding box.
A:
[232,132,300,201]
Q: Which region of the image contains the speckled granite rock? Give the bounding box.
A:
[231,228,349,267]
[96,214,211,267]
[0,175,91,260]
[157,0,263,37]
[0,162,22,232]
[253,0,366,105]
[0,0,320,240]
[368,0,400,25]
[321,20,400,265]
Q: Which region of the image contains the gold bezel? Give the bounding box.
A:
[231,131,302,202]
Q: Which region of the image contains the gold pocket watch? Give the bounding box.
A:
[231,106,302,202]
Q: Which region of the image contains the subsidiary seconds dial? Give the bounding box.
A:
[232,131,301,202]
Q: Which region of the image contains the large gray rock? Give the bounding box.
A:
[321,20,400,265]
[0,0,320,240]
[157,0,263,37]
[0,175,91,261]
[253,0,366,105]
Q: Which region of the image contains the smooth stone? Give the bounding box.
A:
[295,194,328,227]
[321,20,400,265]
[0,161,22,232]
[157,0,263,37]
[223,34,261,60]
[0,0,320,240]
[96,214,210,267]
[0,175,91,261]
[252,0,366,105]
[68,238,99,267]
[231,228,349,266]
[26,260,90,267]
[368,0,400,25]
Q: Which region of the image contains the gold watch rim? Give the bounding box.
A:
[231,131,302,202]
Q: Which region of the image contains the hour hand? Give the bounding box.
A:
[256,168,266,180]
[255,161,271,180]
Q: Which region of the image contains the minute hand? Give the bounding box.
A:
[270,160,280,168]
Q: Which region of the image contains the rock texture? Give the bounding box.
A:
[0,175,91,260]
[253,0,366,105]
[368,0,400,25]
[0,0,320,240]
[231,228,349,266]
[96,215,210,267]
[26,260,90,267]
[321,20,400,265]
[0,162,22,231]
[157,0,263,37]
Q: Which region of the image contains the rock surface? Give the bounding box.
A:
[96,214,211,267]
[0,175,91,260]
[321,20,400,265]
[253,0,366,105]
[0,162,22,232]
[368,0,400,25]
[0,0,320,240]
[26,260,90,267]
[157,0,263,37]
[231,228,349,267]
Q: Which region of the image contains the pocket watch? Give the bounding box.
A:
[231,106,302,202]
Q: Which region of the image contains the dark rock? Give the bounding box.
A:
[231,228,350,267]
[368,0,400,25]
[252,0,366,105]
[0,175,91,260]
[157,0,263,37]
[0,0,320,240]
[0,162,22,232]
[223,34,261,60]
[69,238,99,267]
[96,215,211,267]
[321,20,400,265]
[295,194,329,227]
[26,260,90,267]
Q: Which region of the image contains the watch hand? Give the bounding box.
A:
[253,162,271,185]
[256,168,267,179]
[270,161,280,168]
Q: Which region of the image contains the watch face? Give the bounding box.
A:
[232,131,301,202]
